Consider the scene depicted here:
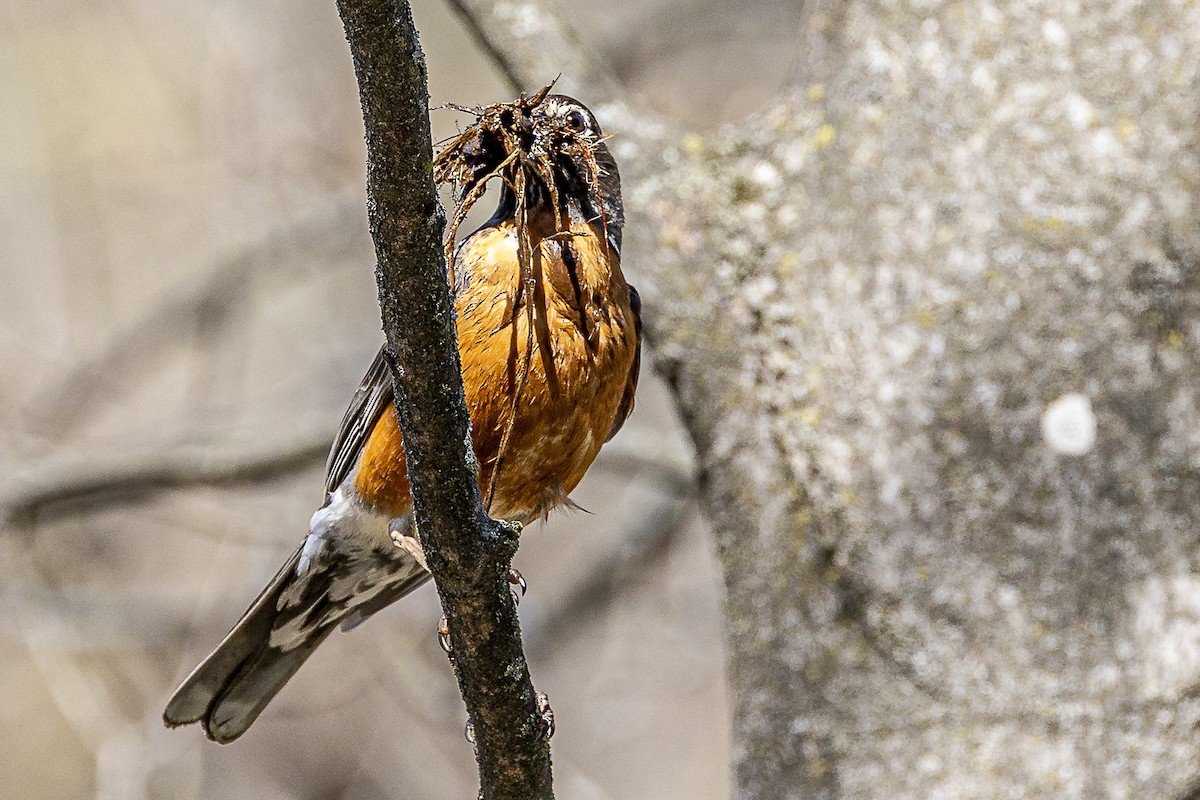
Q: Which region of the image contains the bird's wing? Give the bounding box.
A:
[325,346,394,495]
[606,282,642,442]
[165,347,431,744]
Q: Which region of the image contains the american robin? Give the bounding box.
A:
[163,93,640,743]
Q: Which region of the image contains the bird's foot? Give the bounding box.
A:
[460,695,549,753]
[462,695,551,747]
[438,615,452,655]
[463,695,551,747]
[508,568,527,606]
[535,691,555,741]
[390,524,429,572]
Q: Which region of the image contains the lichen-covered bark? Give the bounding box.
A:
[447,0,1200,795]
[629,2,1200,797]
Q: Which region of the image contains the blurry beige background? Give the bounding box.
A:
[0,0,805,797]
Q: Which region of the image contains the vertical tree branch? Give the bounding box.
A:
[333,1,553,797]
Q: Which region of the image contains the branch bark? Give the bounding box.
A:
[334,1,552,797]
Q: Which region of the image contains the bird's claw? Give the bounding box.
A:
[509,568,527,606]
[391,527,429,572]
[438,615,452,655]
[535,691,555,741]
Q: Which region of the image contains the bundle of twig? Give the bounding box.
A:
[433,82,607,291]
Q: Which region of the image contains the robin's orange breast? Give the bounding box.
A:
[354,212,638,521]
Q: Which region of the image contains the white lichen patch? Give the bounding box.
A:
[1062,92,1096,131]
[1040,393,1096,455]
[1042,19,1070,49]
[1133,574,1200,699]
[751,161,781,188]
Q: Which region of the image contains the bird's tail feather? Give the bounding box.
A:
[166,533,431,743]
[163,547,335,744]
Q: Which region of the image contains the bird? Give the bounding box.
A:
[162,94,641,744]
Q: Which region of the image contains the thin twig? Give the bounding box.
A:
[2,430,331,527]
[443,0,624,105]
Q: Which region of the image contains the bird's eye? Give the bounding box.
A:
[564,108,587,132]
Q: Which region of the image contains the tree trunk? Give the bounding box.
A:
[621,1,1200,796]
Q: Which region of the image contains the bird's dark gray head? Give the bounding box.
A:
[435,89,626,255]
[531,94,624,250]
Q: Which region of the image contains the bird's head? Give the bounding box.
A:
[528,94,621,221]
[436,87,625,255]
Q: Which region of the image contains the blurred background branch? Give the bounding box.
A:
[2,431,330,528]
